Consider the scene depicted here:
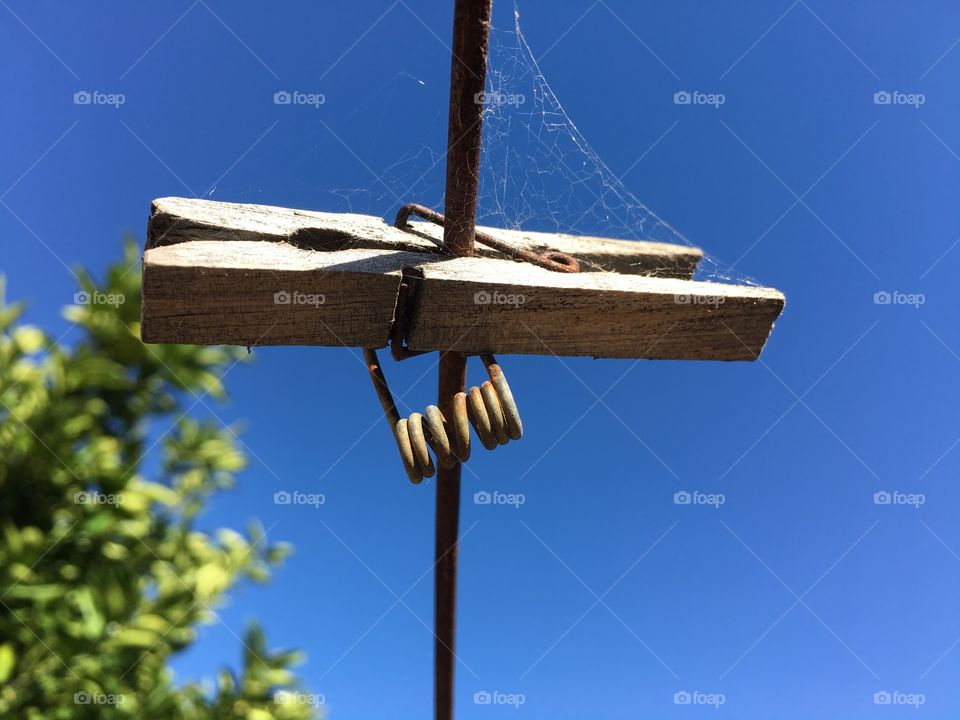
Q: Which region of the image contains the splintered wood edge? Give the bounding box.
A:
[147,196,703,278]
[142,239,784,361]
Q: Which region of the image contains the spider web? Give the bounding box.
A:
[334,3,752,286]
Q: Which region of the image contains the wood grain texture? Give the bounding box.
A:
[141,197,784,360]
[407,255,784,360]
[141,241,412,347]
[148,196,703,278]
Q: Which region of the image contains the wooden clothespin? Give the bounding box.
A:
[141,195,783,361]
[139,3,783,718]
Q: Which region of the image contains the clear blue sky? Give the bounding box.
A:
[4,1,960,718]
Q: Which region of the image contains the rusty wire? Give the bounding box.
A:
[364,348,522,484]
[396,202,581,273]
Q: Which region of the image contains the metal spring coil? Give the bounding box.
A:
[364,349,522,484]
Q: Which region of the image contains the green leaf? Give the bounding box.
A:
[5,584,62,601]
[12,326,44,354]
[195,563,230,598]
[111,628,160,649]
[132,614,171,635]
[0,644,15,683]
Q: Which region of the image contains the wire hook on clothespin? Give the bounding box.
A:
[395,203,581,273]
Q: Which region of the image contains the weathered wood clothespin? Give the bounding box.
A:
[140,2,783,718]
[141,195,783,360]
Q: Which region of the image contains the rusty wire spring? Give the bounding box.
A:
[364,350,522,484]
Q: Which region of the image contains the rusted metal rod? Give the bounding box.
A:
[396,202,581,273]
[441,0,492,258]
[434,351,467,720]
[435,2,493,719]
[363,348,401,429]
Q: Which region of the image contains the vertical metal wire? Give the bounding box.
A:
[435,2,493,719]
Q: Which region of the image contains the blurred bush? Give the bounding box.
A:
[0,241,320,719]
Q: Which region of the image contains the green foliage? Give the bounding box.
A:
[0,242,320,719]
